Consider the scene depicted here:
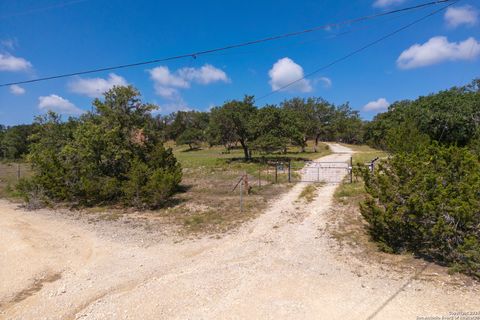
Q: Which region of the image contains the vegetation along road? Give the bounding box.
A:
[1,143,478,320]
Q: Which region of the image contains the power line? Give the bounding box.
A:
[256,0,458,101]
[203,8,419,58]
[0,0,454,88]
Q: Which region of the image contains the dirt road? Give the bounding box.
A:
[1,144,478,320]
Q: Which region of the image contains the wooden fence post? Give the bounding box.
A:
[288,160,291,183]
[350,156,353,183]
[275,164,278,184]
[239,177,243,212]
[258,166,261,187]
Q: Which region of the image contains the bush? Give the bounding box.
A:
[360,144,480,278]
[16,178,47,210]
[122,155,182,208]
[22,86,182,209]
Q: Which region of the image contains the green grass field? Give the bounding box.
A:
[171,141,331,168]
[171,141,331,184]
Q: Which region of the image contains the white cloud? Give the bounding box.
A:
[38,94,84,115]
[0,53,31,72]
[268,57,312,93]
[318,77,332,88]
[178,64,229,84]
[68,73,128,98]
[397,36,480,69]
[363,98,390,112]
[9,84,25,95]
[149,66,189,90]
[373,0,405,8]
[148,64,229,99]
[444,5,478,28]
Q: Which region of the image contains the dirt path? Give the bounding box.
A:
[0,143,478,320]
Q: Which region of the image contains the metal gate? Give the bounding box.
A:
[295,161,351,183]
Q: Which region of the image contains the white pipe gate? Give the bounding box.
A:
[297,159,352,184]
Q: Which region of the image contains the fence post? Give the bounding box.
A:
[275,164,278,184]
[288,160,291,183]
[17,163,20,181]
[350,156,353,183]
[258,166,261,187]
[239,175,244,212]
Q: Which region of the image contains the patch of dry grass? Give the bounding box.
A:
[168,166,290,234]
[298,183,324,203]
[0,162,31,199]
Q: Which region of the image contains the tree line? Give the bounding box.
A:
[153,95,363,159]
[0,123,36,160]
[1,95,364,162]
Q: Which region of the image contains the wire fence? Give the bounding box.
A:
[0,162,29,181]
[0,162,31,195]
[230,156,383,212]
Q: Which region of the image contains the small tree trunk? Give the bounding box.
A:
[240,140,249,160]
[314,135,320,153]
[301,137,307,153]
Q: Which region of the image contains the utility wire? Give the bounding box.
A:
[256,0,458,101]
[0,0,454,88]
[204,8,420,58]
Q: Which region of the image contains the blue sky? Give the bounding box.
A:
[0,0,479,125]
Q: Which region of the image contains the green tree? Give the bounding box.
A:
[22,86,182,209]
[166,111,209,142]
[281,98,316,152]
[251,105,295,154]
[209,96,256,160]
[311,98,337,150]
[364,80,480,151]
[0,124,37,159]
[176,127,203,150]
[331,103,364,144]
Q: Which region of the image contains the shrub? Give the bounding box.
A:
[22,86,182,209]
[16,178,47,210]
[360,144,480,278]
